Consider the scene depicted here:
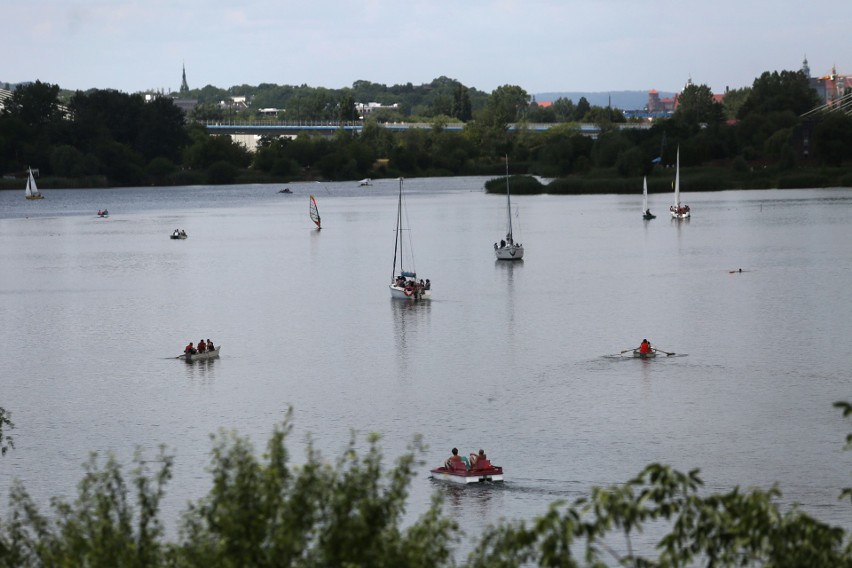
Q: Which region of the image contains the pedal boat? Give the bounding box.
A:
[430,459,504,484]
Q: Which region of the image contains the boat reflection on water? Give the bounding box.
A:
[182,357,218,382]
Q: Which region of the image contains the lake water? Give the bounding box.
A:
[1,178,850,557]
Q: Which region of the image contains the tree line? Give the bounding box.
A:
[1,71,851,190]
[0,404,850,566]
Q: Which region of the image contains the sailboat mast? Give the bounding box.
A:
[505,156,513,241]
[392,177,403,280]
[674,147,680,208]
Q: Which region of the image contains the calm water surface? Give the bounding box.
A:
[1,179,850,556]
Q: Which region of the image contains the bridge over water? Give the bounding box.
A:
[201,120,651,138]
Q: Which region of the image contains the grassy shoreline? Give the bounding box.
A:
[3,165,852,193]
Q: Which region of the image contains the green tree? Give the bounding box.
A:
[574,96,591,121]
[0,448,172,566]
[738,70,821,119]
[484,85,530,126]
[0,80,64,128]
[813,112,852,166]
[674,82,724,128]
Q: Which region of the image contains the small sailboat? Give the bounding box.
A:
[642,177,655,219]
[670,147,690,219]
[24,167,44,200]
[389,177,431,300]
[494,156,524,260]
[358,178,372,187]
[309,195,321,229]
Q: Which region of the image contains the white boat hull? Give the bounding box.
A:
[495,244,524,260]
[389,284,431,300]
[633,350,656,358]
[670,210,690,219]
[179,346,220,361]
[430,470,504,484]
[430,461,505,484]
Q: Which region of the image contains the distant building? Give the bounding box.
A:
[220,96,249,110]
[180,63,189,94]
[356,102,399,118]
[802,57,851,108]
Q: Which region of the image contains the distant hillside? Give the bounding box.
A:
[533,91,676,111]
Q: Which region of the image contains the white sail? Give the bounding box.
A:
[642,176,648,213]
[24,167,43,199]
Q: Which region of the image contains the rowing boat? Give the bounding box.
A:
[179,346,220,361]
[633,350,657,358]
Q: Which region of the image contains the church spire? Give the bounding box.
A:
[802,55,811,78]
[180,63,189,94]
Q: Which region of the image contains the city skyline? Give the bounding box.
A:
[5,0,849,96]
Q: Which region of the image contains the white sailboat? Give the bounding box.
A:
[24,167,44,200]
[494,156,524,260]
[670,147,690,219]
[389,177,431,300]
[642,177,655,219]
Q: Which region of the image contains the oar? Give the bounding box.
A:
[652,348,675,356]
[620,348,638,354]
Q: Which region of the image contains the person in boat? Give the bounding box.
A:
[424,279,431,290]
[197,339,207,353]
[645,208,652,217]
[444,448,464,469]
[469,449,486,467]
[173,229,180,237]
[638,339,652,354]
[500,239,506,248]
[206,339,214,351]
[180,229,187,237]
[184,342,196,355]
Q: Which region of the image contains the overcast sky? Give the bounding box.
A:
[4,0,848,96]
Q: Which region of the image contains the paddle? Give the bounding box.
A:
[652,347,675,356]
[620,348,638,354]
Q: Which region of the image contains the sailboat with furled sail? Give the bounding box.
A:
[24,167,44,200]
[389,177,431,300]
[670,147,690,219]
[494,156,524,260]
[309,195,321,229]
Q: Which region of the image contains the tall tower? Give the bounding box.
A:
[802,55,811,78]
[180,63,189,94]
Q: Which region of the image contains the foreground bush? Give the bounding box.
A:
[1,405,850,567]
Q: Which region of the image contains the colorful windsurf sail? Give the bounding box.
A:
[309,195,321,229]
